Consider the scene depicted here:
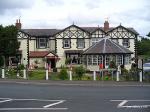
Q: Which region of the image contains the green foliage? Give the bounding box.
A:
[0,25,19,67]
[28,70,45,80]
[0,55,4,67]
[137,38,150,59]
[65,58,71,65]
[18,64,25,70]
[109,60,117,68]
[147,32,150,37]
[49,72,59,80]
[74,65,86,80]
[59,68,68,80]
[0,25,19,56]
[121,68,129,80]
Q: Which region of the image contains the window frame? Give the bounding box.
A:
[63,39,71,48]
[122,39,130,48]
[77,38,85,49]
[116,55,123,66]
[36,38,47,49]
[125,54,131,65]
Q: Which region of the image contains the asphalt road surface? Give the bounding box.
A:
[0,81,150,112]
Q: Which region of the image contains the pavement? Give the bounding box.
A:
[0,79,150,112]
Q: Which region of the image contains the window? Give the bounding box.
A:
[92,55,98,65]
[116,55,123,65]
[98,55,103,65]
[87,55,92,65]
[36,38,47,48]
[125,55,131,65]
[122,39,130,48]
[105,56,110,66]
[63,39,71,48]
[77,39,85,48]
[91,38,99,45]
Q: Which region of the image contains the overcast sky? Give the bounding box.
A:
[0,0,149,36]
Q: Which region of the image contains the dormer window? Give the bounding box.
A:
[122,39,130,48]
[63,39,71,48]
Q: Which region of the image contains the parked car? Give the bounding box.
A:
[143,63,150,72]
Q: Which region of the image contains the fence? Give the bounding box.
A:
[0,67,150,82]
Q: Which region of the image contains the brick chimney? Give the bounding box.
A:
[104,20,109,31]
[15,19,22,29]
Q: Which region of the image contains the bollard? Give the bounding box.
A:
[93,71,96,81]
[69,71,72,81]
[46,69,49,80]
[139,71,142,82]
[116,71,119,81]
[23,69,27,79]
[2,68,5,78]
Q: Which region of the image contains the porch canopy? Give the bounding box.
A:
[82,38,133,68]
[29,51,58,59]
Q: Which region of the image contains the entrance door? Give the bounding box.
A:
[47,59,55,68]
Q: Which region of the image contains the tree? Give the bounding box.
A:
[147,32,150,37]
[0,25,19,67]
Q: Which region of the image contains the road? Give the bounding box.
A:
[0,80,150,112]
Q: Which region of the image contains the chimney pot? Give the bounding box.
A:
[104,20,109,31]
[15,19,22,29]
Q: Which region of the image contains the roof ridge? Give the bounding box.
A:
[103,38,106,53]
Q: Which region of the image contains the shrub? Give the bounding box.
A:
[53,68,57,72]
[109,61,117,68]
[65,58,71,65]
[74,65,86,80]
[18,64,25,70]
[59,68,68,80]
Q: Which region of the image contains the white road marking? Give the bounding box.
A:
[0,108,68,110]
[117,100,128,108]
[111,100,150,102]
[0,99,12,103]
[110,99,150,109]
[0,97,67,110]
[43,100,65,108]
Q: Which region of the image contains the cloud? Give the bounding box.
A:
[45,0,64,6]
[0,0,150,36]
[0,0,35,14]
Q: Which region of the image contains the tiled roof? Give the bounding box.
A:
[20,25,138,37]
[29,51,49,58]
[21,29,60,37]
[65,50,83,54]
[83,37,133,54]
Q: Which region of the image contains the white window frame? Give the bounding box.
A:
[125,54,131,65]
[77,39,84,48]
[38,38,47,48]
[87,55,92,65]
[92,55,98,65]
[116,55,123,66]
[122,39,130,48]
[63,39,71,48]
[105,56,110,67]
[98,55,103,65]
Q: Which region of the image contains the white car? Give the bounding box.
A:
[143,63,150,72]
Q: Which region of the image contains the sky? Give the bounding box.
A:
[0,0,149,36]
